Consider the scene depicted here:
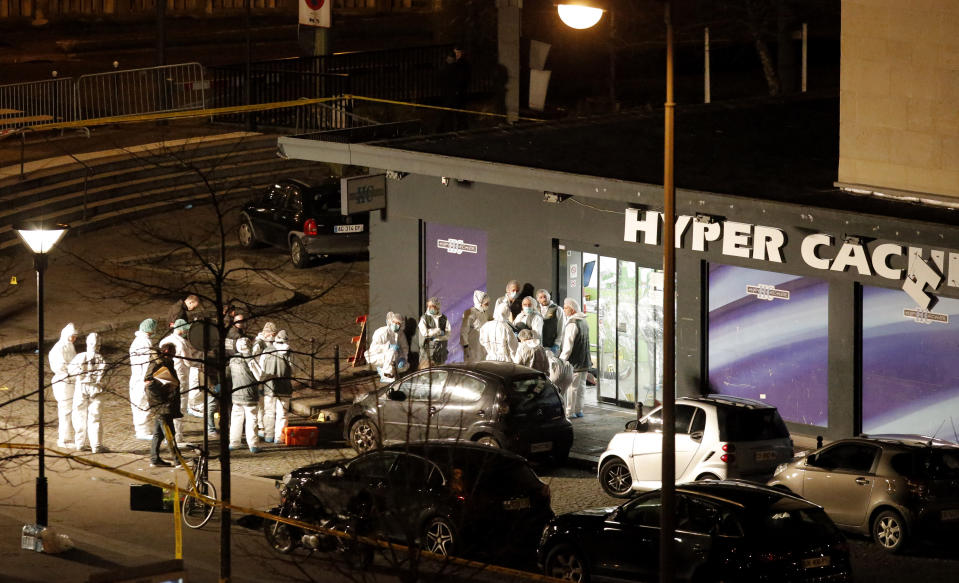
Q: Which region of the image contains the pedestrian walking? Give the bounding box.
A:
[129,318,157,440]
[559,298,592,418]
[69,332,107,453]
[229,337,262,453]
[147,342,183,468]
[48,323,78,448]
[460,290,491,363]
[417,297,452,369]
[259,330,293,444]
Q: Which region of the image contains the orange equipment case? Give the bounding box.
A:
[282,425,319,446]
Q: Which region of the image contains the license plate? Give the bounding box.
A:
[942,509,959,521]
[503,497,530,510]
[334,224,364,233]
[803,556,831,569]
[754,450,777,462]
[530,441,552,453]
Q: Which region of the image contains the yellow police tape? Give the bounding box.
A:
[0,441,567,583]
[20,94,544,133]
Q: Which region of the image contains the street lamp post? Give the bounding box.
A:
[559,2,676,582]
[16,224,68,529]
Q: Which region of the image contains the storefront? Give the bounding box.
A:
[278,103,959,440]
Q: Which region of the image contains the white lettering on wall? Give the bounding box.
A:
[752,225,785,263]
[801,234,833,270]
[675,215,693,249]
[624,208,660,244]
[903,258,943,310]
[722,222,752,258]
[830,241,872,275]
[691,220,721,252]
[872,243,904,280]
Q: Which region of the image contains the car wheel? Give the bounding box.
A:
[264,521,297,554]
[696,473,720,481]
[422,516,456,557]
[476,435,500,448]
[290,237,310,268]
[599,458,633,498]
[544,543,589,583]
[238,217,259,248]
[348,418,380,453]
[873,509,908,553]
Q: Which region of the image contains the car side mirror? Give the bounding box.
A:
[690,430,704,442]
[388,389,407,402]
[626,420,649,433]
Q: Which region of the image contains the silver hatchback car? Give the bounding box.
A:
[768,435,959,552]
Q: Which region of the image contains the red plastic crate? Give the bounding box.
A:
[282,425,319,446]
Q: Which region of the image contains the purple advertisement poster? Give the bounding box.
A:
[424,223,488,363]
[708,264,829,426]
[862,287,959,437]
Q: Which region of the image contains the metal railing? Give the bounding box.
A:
[76,63,207,119]
[0,77,77,130]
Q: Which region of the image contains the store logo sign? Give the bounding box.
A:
[746,284,790,301]
[437,238,478,255]
[903,308,949,325]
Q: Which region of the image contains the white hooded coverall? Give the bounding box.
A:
[160,330,201,441]
[48,323,77,447]
[460,290,491,363]
[129,330,154,438]
[478,310,518,363]
[365,312,409,380]
[69,333,105,451]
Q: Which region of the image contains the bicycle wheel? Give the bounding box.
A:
[182,479,217,529]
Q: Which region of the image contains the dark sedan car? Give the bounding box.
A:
[538,480,852,583]
[274,442,553,560]
[344,362,574,463]
[238,178,368,267]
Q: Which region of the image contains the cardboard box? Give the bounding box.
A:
[282,425,319,447]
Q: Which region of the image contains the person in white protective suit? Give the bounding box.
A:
[513,328,549,374]
[365,312,409,382]
[160,319,202,444]
[513,295,544,340]
[559,298,592,418]
[48,323,78,448]
[417,297,452,369]
[258,329,293,444]
[69,332,107,453]
[129,318,157,440]
[546,349,574,396]
[478,307,518,362]
[460,290,491,363]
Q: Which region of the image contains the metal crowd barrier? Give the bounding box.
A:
[0,77,77,131]
[76,63,208,119]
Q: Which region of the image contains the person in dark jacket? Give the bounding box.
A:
[166,294,200,328]
[559,298,592,419]
[147,342,183,467]
[224,312,249,357]
[228,337,261,453]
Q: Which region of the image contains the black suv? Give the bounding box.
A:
[238,178,368,267]
[344,362,574,464]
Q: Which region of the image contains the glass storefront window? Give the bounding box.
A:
[862,287,959,436]
[708,264,829,426]
[563,248,663,407]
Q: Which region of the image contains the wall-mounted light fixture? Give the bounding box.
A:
[385,170,408,180]
[544,191,571,203]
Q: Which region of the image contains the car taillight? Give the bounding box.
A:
[721,443,736,463]
[303,218,317,236]
[499,400,510,415]
[905,478,929,498]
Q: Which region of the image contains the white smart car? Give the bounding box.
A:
[597,395,794,497]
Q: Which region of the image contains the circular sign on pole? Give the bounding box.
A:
[305,0,324,10]
[188,319,221,352]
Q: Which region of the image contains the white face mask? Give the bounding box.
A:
[508,291,518,300]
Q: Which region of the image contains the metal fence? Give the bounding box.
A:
[0,77,77,130]
[75,63,207,119]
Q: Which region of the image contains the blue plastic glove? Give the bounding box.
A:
[397,358,407,370]
[390,343,401,352]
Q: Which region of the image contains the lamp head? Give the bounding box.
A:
[15,223,69,254]
[557,1,606,30]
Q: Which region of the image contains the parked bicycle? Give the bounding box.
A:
[181,447,217,529]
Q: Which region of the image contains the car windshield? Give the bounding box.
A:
[890,448,959,479]
[717,407,790,441]
[508,376,563,415]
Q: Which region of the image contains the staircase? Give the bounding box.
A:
[0,131,325,252]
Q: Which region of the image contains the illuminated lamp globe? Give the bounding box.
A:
[558,4,605,29]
